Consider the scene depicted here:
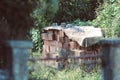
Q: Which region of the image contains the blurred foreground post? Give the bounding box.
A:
[100,39,120,80]
[8,41,33,80]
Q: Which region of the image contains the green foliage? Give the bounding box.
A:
[32,0,59,29]
[53,0,102,23]
[29,62,102,80]
[31,0,59,52]
[92,1,120,38]
[30,28,42,52]
[73,19,92,26]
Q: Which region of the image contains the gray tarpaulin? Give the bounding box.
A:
[44,26,103,47]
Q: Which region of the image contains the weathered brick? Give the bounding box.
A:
[43,40,50,45]
[49,46,58,53]
[59,30,65,37]
[48,33,53,40]
[86,50,94,54]
[54,30,59,35]
[60,37,65,43]
[42,45,50,53]
[42,32,54,40]
[47,30,53,35]
[65,37,70,43]
[41,33,48,40]
[51,41,63,48]
[63,42,69,49]
[69,41,77,49]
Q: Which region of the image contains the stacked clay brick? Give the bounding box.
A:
[41,29,101,69]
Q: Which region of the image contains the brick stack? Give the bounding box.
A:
[41,29,101,69]
[41,30,64,68]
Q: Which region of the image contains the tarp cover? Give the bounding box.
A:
[44,26,103,47]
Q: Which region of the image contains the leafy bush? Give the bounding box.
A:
[73,19,92,26]
[32,0,59,29]
[30,28,42,52]
[31,0,59,52]
[92,0,120,38]
[53,0,102,23]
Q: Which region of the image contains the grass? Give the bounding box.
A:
[29,61,102,80]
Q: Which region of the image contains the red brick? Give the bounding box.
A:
[41,33,48,40]
[48,34,53,40]
[54,30,59,35]
[50,46,57,53]
[47,30,53,35]
[50,41,63,48]
[42,32,54,40]
[59,30,65,37]
[42,45,50,53]
[65,37,70,43]
[59,37,64,43]
[43,40,50,45]
[56,35,60,41]
[63,43,69,49]
[86,50,94,54]
[69,41,77,49]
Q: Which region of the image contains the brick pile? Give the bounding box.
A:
[41,29,101,69]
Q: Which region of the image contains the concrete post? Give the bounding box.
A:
[99,39,120,80]
[8,40,33,80]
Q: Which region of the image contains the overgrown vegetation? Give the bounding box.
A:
[30,0,102,52]
[29,62,102,80]
[30,0,59,51]
[53,0,102,23]
[28,0,120,80]
[92,0,120,38]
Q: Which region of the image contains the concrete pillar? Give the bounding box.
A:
[7,40,33,80]
[99,39,120,80]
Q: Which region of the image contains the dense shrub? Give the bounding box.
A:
[32,0,59,29]
[72,19,92,26]
[31,0,59,52]
[29,62,102,80]
[92,0,120,38]
[53,0,102,23]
